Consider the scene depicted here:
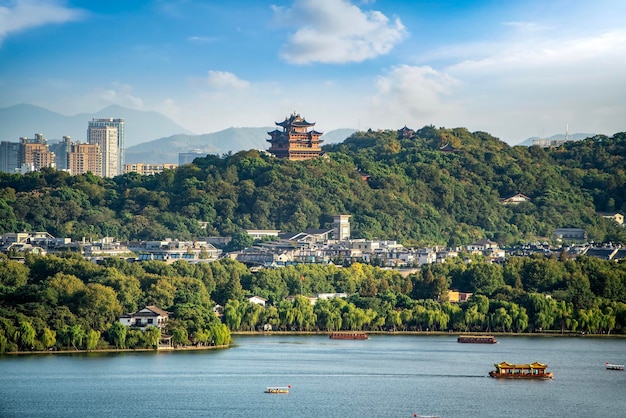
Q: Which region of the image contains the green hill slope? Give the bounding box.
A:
[0,127,624,246]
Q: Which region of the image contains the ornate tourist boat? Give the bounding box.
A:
[264,386,290,394]
[605,362,624,371]
[489,362,553,379]
[457,335,498,344]
[329,331,369,340]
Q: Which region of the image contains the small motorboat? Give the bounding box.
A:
[605,362,624,371]
[264,385,291,394]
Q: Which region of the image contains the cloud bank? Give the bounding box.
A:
[274,0,407,64]
[0,0,85,45]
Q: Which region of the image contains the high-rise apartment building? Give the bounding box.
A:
[19,133,56,172]
[87,118,125,176]
[0,141,20,173]
[48,136,74,171]
[68,142,102,176]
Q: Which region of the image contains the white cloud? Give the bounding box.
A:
[274,0,407,64]
[366,26,626,143]
[367,65,462,127]
[0,0,85,45]
[206,71,250,90]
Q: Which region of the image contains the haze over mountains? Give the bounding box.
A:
[0,104,192,147]
[0,104,592,164]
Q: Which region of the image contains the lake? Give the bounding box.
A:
[1,334,625,417]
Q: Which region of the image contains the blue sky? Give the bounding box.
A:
[1,0,625,144]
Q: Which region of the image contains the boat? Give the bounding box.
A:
[329,331,369,340]
[489,362,553,379]
[457,335,497,344]
[264,385,290,394]
[605,363,624,371]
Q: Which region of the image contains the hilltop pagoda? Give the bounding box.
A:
[267,112,324,160]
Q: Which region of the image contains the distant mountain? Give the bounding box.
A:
[516,133,594,147]
[125,128,357,164]
[0,104,192,147]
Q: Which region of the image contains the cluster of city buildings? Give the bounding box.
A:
[0,111,326,177]
[3,213,624,271]
[0,118,126,177]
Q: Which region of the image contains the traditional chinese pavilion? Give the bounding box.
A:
[267,112,324,160]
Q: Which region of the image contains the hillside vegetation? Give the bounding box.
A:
[2,128,626,352]
[1,126,624,247]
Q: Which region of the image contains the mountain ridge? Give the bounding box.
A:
[0,104,193,147]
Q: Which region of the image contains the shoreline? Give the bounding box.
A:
[230,330,626,338]
[2,344,229,356]
[4,331,625,356]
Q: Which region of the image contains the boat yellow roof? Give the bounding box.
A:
[494,361,548,369]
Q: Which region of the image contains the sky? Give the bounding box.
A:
[1,0,625,145]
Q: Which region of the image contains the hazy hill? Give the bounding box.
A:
[516,133,594,147]
[0,104,192,147]
[125,128,357,164]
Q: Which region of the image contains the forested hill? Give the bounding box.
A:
[0,127,624,247]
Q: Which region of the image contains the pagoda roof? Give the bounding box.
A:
[309,130,324,136]
[276,112,315,128]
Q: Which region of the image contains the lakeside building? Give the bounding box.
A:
[267,112,324,160]
[87,118,125,177]
[119,306,170,330]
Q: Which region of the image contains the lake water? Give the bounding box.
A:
[1,334,625,417]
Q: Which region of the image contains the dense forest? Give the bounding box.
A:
[1,251,626,353]
[1,127,626,353]
[0,127,625,247]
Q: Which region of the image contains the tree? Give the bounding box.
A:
[225,231,254,252]
[85,329,100,351]
[16,320,36,351]
[172,327,189,346]
[41,327,56,349]
[76,283,123,332]
[144,325,161,349]
[224,300,244,331]
[69,324,85,350]
[108,321,127,349]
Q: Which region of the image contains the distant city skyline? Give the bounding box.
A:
[1,0,625,145]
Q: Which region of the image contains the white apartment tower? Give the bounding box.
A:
[87,118,125,176]
[88,124,119,177]
[333,215,351,241]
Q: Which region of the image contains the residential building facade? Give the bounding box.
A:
[123,163,178,175]
[68,142,102,176]
[19,134,56,172]
[0,140,20,173]
[87,118,125,176]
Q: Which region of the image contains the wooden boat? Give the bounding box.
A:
[489,362,553,379]
[605,362,624,371]
[329,331,369,340]
[264,385,290,394]
[457,335,497,344]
